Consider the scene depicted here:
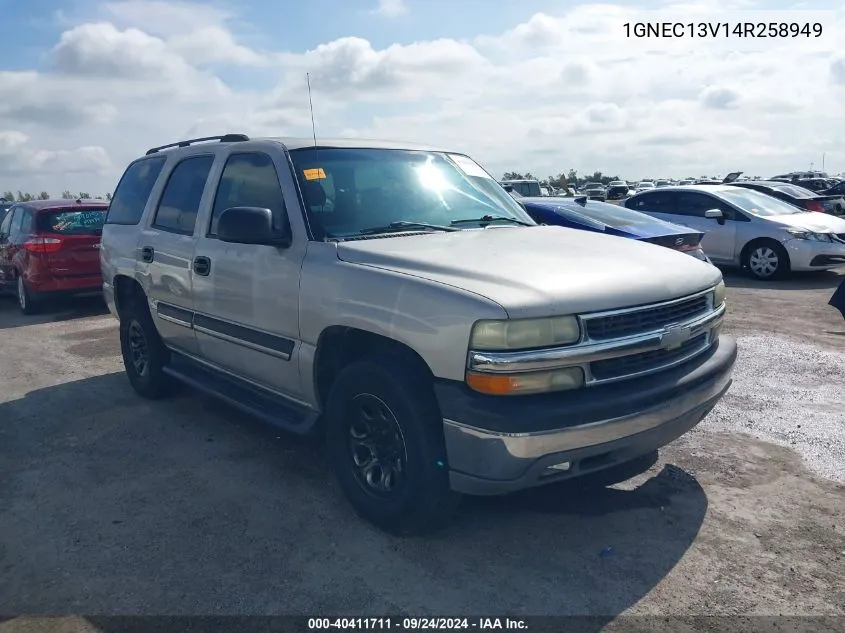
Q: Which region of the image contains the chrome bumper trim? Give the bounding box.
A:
[443,359,732,483]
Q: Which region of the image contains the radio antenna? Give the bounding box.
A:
[306,72,318,147]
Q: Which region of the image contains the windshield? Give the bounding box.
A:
[289,148,533,238]
[638,182,654,188]
[36,208,107,234]
[718,187,805,216]
[585,182,603,189]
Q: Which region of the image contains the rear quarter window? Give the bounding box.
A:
[106,156,167,225]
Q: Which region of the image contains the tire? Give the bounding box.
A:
[743,240,790,281]
[16,274,41,315]
[119,292,174,399]
[325,354,460,536]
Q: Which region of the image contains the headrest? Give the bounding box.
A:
[303,181,326,207]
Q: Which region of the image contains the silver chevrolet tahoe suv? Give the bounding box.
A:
[100,134,737,535]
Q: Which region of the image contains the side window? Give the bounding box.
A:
[16,209,33,234]
[9,208,25,239]
[152,155,215,235]
[208,153,287,237]
[0,207,16,236]
[107,156,167,225]
[626,191,675,213]
[675,192,743,220]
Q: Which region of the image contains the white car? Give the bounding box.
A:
[624,185,845,280]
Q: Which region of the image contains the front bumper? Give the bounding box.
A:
[436,335,737,495]
[784,238,845,270]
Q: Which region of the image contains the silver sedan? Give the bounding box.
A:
[624,185,845,280]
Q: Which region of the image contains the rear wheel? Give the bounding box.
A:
[325,355,460,535]
[17,274,40,315]
[743,240,789,280]
[119,292,174,399]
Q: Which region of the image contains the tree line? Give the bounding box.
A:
[501,170,623,189]
[1,190,112,202]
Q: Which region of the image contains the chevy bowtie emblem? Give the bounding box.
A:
[661,324,692,350]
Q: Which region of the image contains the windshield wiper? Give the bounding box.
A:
[359,221,459,235]
[450,215,532,227]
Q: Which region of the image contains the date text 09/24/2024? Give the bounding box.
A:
[623,22,823,38]
[308,618,528,630]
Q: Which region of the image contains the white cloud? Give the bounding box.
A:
[2,0,845,195]
[372,0,408,18]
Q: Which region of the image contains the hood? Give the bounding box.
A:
[764,212,845,232]
[335,226,722,319]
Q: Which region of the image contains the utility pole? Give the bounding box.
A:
[822,152,826,172]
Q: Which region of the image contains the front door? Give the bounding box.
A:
[139,154,216,355]
[671,192,738,263]
[191,151,307,399]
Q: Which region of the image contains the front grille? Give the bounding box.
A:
[584,294,710,341]
[590,333,708,381]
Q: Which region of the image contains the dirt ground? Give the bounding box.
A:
[0,267,843,626]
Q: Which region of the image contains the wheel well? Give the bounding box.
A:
[314,327,434,408]
[740,237,790,267]
[113,275,145,317]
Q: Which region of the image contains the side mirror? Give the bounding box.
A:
[217,207,291,247]
[704,209,723,219]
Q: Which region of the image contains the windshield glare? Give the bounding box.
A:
[289,148,533,238]
[719,187,804,216]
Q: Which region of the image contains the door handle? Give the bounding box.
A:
[140,246,154,263]
[193,256,211,276]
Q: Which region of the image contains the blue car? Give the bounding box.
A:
[516,194,712,263]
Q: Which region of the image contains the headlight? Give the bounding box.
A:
[713,280,726,307]
[466,367,585,396]
[470,315,581,350]
[786,228,832,242]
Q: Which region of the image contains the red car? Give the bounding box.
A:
[0,199,109,314]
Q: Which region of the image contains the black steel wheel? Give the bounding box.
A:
[348,393,408,497]
[325,353,460,535]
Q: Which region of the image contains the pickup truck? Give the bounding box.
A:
[100,135,737,535]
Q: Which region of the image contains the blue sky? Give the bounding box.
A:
[1,0,843,194]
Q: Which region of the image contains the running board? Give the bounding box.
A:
[163,354,319,435]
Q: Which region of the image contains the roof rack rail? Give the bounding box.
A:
[145,134,250,156]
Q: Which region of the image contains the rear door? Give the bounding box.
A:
[35,206,107,280]
[139,154,215,355]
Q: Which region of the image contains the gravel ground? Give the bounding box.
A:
[703,334,845,483]
[0,267,844,624]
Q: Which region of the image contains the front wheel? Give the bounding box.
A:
[743,241,789,280]
[325,355,460,535]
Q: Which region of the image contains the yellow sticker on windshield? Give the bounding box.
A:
[303,168,326,181]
